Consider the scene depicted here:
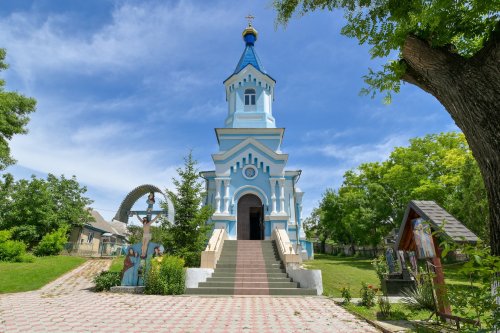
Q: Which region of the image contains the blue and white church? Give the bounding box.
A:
[201,24,313,259]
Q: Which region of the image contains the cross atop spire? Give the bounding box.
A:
[245,14,255,26]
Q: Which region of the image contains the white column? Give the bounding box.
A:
[278,178,286,214]
[270,178,277,214]
[223,179,231,214]
[214,178,221,214]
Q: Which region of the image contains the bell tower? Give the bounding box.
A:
[223,23,276,128]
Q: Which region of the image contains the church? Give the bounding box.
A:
[200,23,313,260]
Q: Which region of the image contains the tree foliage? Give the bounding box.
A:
[0,174,93,248]
[0,48,37,169]
[308,132,488,248]
[274,0,500,256]
[161,152,214,267]
[274,0,498,101]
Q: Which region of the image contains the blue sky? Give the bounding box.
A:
[0,0,457,222]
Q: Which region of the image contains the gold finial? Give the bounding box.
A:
[245,14,255,26]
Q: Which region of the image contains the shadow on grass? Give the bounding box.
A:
[376,310,408,321]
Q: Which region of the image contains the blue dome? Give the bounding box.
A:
[244,33,256,45]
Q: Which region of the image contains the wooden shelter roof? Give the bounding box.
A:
[395,200,479,251]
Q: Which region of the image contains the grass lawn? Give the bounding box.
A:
[306,254,490,327]
[109,256,124,273]
[304,254,474,297]
[0,256,87,293]
[304,254,379,297]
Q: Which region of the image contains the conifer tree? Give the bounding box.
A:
[161,152,213,267]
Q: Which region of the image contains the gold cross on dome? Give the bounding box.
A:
[245,14,255,26]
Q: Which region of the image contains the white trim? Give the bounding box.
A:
[268,215,289,221]
[212,137,288,162]
[232,186,269,205]
[242,165,258,180]
[211,214,235,221]
[220,136,281,140]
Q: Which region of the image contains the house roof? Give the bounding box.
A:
[87,210,128,238]
[395,200,479,250]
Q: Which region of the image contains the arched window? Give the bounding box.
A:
[244,88,256,106]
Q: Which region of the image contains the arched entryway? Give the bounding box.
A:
[237,194,264,240]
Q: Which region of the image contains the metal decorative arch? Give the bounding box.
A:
[113,184,175,224]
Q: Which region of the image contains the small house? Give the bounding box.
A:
[67,210,129,256]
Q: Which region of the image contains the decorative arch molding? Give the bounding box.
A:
[232,185,269,206]
[113,184,175,224]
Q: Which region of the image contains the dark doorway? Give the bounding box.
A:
[237,194,264,240]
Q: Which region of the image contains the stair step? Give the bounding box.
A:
[220,255,278,258]
[198,281,299,288]
[215,263,283,268]
[187,240,316,296]
[206,277,292,282]
[216,262,282,266]
[214,268,285,273]
[211,272,289,278]
[185,287,317,296]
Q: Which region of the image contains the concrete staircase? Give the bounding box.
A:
[185,240,316,295]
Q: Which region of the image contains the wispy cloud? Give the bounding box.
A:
[292,133,410,165]
[301,128,359,142]
[0,2,238,83]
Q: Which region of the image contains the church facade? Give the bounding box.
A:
[201,24,313,259]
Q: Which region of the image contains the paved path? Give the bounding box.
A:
[0,259,379,333]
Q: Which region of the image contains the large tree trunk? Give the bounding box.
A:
[400,27,500,256]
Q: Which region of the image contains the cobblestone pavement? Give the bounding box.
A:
[0,259,379,333]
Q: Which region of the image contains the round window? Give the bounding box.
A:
[243,166,258,179]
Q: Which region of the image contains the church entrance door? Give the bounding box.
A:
[237,194,264,240]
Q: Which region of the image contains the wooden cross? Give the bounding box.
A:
[245,14,255,26]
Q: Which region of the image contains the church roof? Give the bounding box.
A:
[231,24,271,78]
[234,44,266,74]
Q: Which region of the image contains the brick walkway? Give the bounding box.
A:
[0,259,379,333]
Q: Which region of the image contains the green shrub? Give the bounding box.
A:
[93,271,121,292]
[401,281,436,311]
[180,251,200,268]
[34,226,68,256]
[360,282,376,307]
[341,286,352,304]
[372,254,388,284]
[378,295,392,318]
[145,255,185,295]
[0,229,32,262]
[0,230,12,243]
[0,239,28,262]
[18,253,35,263]
[10,225,39,249]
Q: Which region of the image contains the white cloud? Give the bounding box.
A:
[183,101,226,120]
[0,2,238,83]
[289,134,411,219]
[2,1,239,197]
[294,134,410,165]
[11,128,177,193]
[302,128,359,142]
[71,123,132,145]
